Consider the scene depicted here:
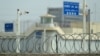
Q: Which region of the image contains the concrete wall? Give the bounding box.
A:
[90,22,100,33]
[62,22,100,34]
[62,27,82,34]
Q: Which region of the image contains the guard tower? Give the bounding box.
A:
[40,14,56,27]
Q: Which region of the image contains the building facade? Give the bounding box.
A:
[47,8,90,28]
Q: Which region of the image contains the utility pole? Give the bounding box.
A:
[83,0,86,34]
[82,0,87,54]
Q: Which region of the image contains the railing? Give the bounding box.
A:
[0,33,100,54]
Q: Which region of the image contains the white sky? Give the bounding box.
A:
[0,0,100,22]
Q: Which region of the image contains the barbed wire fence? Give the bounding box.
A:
[0,33,100,54]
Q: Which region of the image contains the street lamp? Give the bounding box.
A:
[16,9,29,53]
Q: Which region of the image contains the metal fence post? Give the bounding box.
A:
[56,35,58,53]
[88,9,91,54]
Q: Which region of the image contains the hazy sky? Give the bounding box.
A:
[0,0,100,23]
